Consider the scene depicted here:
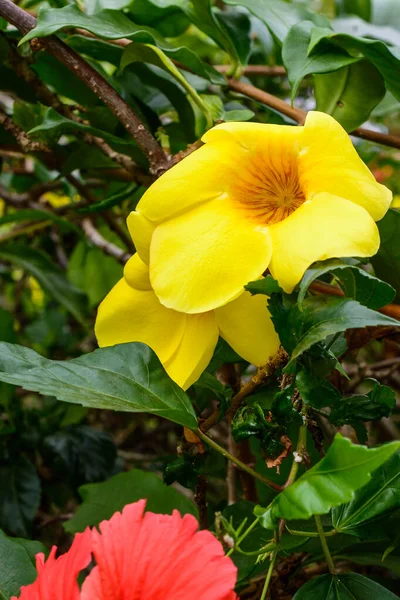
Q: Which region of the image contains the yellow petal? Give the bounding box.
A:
[127,211,154,265]
[123,254,152,291]
[150,196,272,314]
[215,291,280,366]
[203,121,301,151]
[95,278,185,363]
[268,192,380,293]
[134,144,234,223]
[300,111,392,221]
[165,312,219,390]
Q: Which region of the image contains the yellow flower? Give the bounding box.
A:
[95,254,279,389]
[128,111,391,313]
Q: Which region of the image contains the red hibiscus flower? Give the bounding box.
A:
[82,499,237,600]
[12,500,237,600]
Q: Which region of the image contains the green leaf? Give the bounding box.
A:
[223,109,254,121]
[0,208,79,233]
[215,7,252,66]
[77,182,137,214]
[224,0,328,44]
[315,59,386,131]
[65,468,197,533]
[308,26,400,100]
[329,381,396,427]
[67,240,122,309]
[169,0,243,67]
[371,209,400,302]
[296,367,342,409]
[20,5,224,84]
[282,21,359,100]
[298,259,395,310]
[43,425,117,487]
[120,43,213,126]
[0,342,198,429]
[0,457,41,538]
[127,0,190,38]
[0,530,38,599]
[289,296,399,362]
[332,452,400,537]
[342,0,371,21]
[293,572,398,599]
[0,244,87,325]
[28,107,136,151]
[245,275,281,296]
[255,434,400,529]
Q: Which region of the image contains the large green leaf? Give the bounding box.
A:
[371,209,400,302]
[314,59,386,131]
[298,258,395,310]
[290,297,399,361]
[282,21,360,100]
[255,434,400,529]
[0,457,41,538]
[20,5,224,84]
[43,425,117,487]
[293,573,398,599]
[332,452,400,537]
[308,26,400,100]
[268,293,399,364]
[225,0,327,43]
[65,468,197,533]
[0,530,39,599]
[0,342,198,429]
[0,244,87,325]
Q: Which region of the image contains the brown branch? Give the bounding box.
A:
[227,78,400,151]
[6,42,148,181]
[0,108,50,153]
[0,106,134,253]
[200,347,288,433]
[81,219,132,264]
[194,476,209,530]
[0,0,169,175]
[216,65,287,76]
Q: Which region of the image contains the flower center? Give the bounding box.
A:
[233,150,305,225]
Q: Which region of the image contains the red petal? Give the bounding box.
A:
[12,529,92,600]
[82,500,237,600]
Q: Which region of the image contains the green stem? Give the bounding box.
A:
[325,331,342,352]
[286,525,337,538]
[234,541,276,557]
[195,428,282,492]
[314,515,336,574]
[226,516,260,558]
[284,421,307,488]
[260,547,278,600]
[312,407,331,419]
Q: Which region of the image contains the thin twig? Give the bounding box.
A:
[0,0,169,174]
[81,219,132,264]
[227,78,400,151]
[201,347,288,433]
